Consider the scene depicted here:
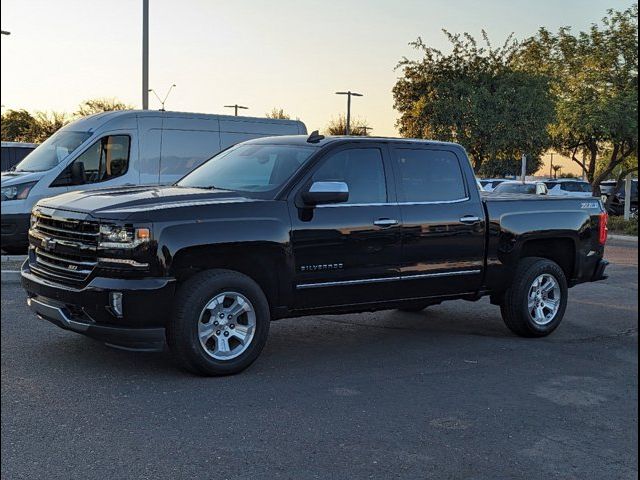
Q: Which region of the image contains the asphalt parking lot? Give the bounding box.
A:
[1,239,637,480]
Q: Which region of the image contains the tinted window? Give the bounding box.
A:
[312,148,387,204]
[161,130,220,177]
[394,149,466,202]
[53,135,130,186]
[494,183,536,194]
[561,182,591,192]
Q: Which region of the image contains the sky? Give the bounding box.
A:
[0,0,624,137]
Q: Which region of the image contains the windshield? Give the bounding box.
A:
[178,143,317,194]
[15,130,92,172]
[494,183,536,194]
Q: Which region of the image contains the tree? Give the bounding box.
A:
[0,109,38,142]
[516,4,638,195]
[32,111,70,142]
[75,97,133,117]
[393,31,554,174]
[265,108,291,120]
[552,164,562,179]
[324,115,371,136]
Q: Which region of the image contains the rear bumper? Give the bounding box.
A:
[591,259,609,282]
[1,213,30,249]
[21,262,175,351]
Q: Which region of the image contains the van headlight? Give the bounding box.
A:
[99,224,151,249]
[1,182,37,201]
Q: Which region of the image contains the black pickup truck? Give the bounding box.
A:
[21,134,610,375]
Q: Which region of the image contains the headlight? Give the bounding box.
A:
[99,224,151,249]
[1,182,37,201]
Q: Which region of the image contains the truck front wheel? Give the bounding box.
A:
[167,269,270,376]
[500,257,568,337]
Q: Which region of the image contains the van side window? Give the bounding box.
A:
[51,136,130,186]
[312,148,386,204]
[394,149,466,202]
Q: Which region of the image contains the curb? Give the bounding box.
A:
[1,255,27,262]
[609,234,638,243]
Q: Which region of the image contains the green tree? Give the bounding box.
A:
[265,108,291,120]
[393,31,554,174]
[75,97,133,117]
[32,111,70,142]
[324,115,371,136]
[0,109,38,142]
[516,4,638,195]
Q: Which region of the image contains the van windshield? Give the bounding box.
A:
[178,143,317,194]
[15,131,91,172]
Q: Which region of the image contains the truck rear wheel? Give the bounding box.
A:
[500,257,568,337]
[167,269,270,376]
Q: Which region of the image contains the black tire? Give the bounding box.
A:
[500,257,568,338]
[167,269,270,376]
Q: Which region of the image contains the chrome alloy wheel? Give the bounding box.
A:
[527,274,561,326]
[198,292,257,360]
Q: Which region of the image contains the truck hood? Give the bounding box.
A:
[1,170,46,186]
[36,185,258,218]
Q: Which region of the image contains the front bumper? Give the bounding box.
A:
[1,213,30,249]
[21,262,176,351]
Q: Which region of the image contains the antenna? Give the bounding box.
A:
[307,130,325,144]
[148,84,176,111]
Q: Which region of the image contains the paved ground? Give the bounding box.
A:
[1,240,637,480]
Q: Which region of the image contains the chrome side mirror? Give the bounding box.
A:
[302,181,349,206]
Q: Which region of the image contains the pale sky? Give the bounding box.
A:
[0,0,622,136]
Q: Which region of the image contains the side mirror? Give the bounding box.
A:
[301,181,349,206]
[70,161,86,185]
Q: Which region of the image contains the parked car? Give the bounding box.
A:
[492,180,548,195]
[22,134,609,375]
[544,179,593,198]
[1,142,38,172]
[1,110,307,254]
[600,179,638,216]
[479,178,507,192]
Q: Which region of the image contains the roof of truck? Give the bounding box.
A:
[245,134,462,148]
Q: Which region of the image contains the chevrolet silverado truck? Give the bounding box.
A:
[21,133,610,375]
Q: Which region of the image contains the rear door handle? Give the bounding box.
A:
[459,215,481,224]
[373,218,399,227]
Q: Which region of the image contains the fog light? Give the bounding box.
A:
[110,292,123,317]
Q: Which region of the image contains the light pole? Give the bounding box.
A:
[335,91,363,135]
[149,84,176,111]
[360,126,373,136]
[224,104,249,116]
[142,0,149,109]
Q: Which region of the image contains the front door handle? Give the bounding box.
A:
[373,218,399,227]
[459,215,481,224]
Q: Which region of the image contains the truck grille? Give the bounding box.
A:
[29,213,99,286]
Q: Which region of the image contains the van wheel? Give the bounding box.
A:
[167,269,270,376]
[500,257,568,337]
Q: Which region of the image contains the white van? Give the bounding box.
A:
[0,110,307,253]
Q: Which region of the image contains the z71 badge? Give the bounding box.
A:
[581,202,600,209]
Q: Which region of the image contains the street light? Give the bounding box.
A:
[148,84,176,111]
[1,31,10,36]
[224,104,249,116]
[335,91,363,135]
[142,0,149,109]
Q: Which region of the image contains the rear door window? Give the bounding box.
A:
[393,149,466,202]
